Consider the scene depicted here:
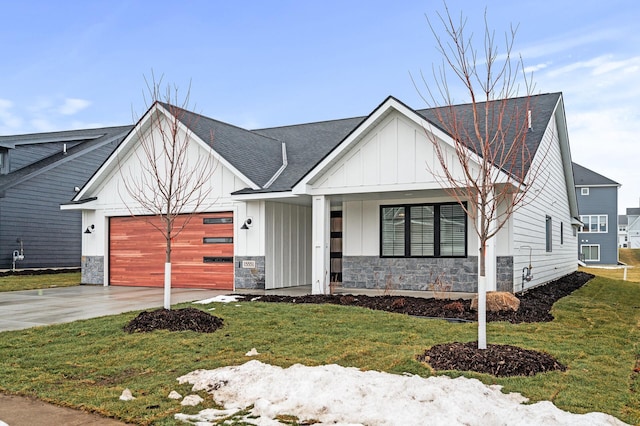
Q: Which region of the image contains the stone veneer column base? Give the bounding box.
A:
[81,256,104,285]
[234,256,266,289]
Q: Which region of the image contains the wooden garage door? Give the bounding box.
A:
[109,212,234,289]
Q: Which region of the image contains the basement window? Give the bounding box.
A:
[581,245,600,262]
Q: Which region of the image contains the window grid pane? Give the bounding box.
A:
[440,204,466,256]
[599,216,607,232]
[409,206,434,256]
[382,207,405,256]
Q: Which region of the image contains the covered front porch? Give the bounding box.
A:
[306,190,513,296]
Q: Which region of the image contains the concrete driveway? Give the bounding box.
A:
[0,285,230,332]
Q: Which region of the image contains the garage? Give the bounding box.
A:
[109,212,234,289]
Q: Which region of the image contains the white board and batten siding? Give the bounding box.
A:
[512,115,578,291]
[79,125,253,261]
[311,111,447,193]
[264,202,312,289]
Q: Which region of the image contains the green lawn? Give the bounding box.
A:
[0,275,638,425]
[0,272,80,292]
[581,248,640,283]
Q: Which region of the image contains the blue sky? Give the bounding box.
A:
[1,0,638,210]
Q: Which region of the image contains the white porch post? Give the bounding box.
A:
[312,195,330,294]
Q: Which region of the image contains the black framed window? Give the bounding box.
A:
[381,202,466,257]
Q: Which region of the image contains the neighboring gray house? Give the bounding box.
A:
[573,162,620,264]
[0,126,131,269]
[618,215,628,248]
[626,208,640,248]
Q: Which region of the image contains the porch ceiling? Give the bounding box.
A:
[328,188,453,206]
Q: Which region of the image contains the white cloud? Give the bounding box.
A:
[534,53,640,210]
[517,28,623,61]
[30,118,57,132]
[0,99,23,132]
[523,62,550,74]
[58,98,91,115]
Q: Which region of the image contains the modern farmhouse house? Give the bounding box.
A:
[62,92,579,294]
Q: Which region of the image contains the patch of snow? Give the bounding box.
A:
[119,388,135,401]
[175,408,241,424]
[245,348,260,357]
[181,394,204,406]
[168,390,182,400]
[193,295,245,304]
[177,360,628,426]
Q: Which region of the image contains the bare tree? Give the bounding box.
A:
[119,75,215,309]
[415,5,549,348]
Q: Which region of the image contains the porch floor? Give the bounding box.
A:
[235,285,476,300]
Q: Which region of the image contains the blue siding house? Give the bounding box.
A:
[573,163,620,265]
[0,126,131,270]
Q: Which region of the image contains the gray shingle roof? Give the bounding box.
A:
[0,125,132,193]
[417,93,561,178]
[249,116,365,192]
[160,102,283,188]
[572,162,619,186]
[160,93,563,195]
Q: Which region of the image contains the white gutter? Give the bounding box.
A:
[263,142,288,188]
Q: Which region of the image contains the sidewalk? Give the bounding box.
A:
[0,393,129,426]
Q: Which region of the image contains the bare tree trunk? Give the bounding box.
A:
[477,241,487,349]
[118,74,215,311]
[414,5,547,349]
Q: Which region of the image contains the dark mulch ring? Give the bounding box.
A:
[123,307,224,333]
[417,342,567,377]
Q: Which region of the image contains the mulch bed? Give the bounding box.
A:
[417,342,568,377]
[123,307,223,333]
[122,271,593,377]
[248,271,594,324]
[0,268,81,277]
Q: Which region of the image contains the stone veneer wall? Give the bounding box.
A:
[234,256,266,289]
[496,256,514,292]
[81,256,104,285]
[342,256,514,293]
